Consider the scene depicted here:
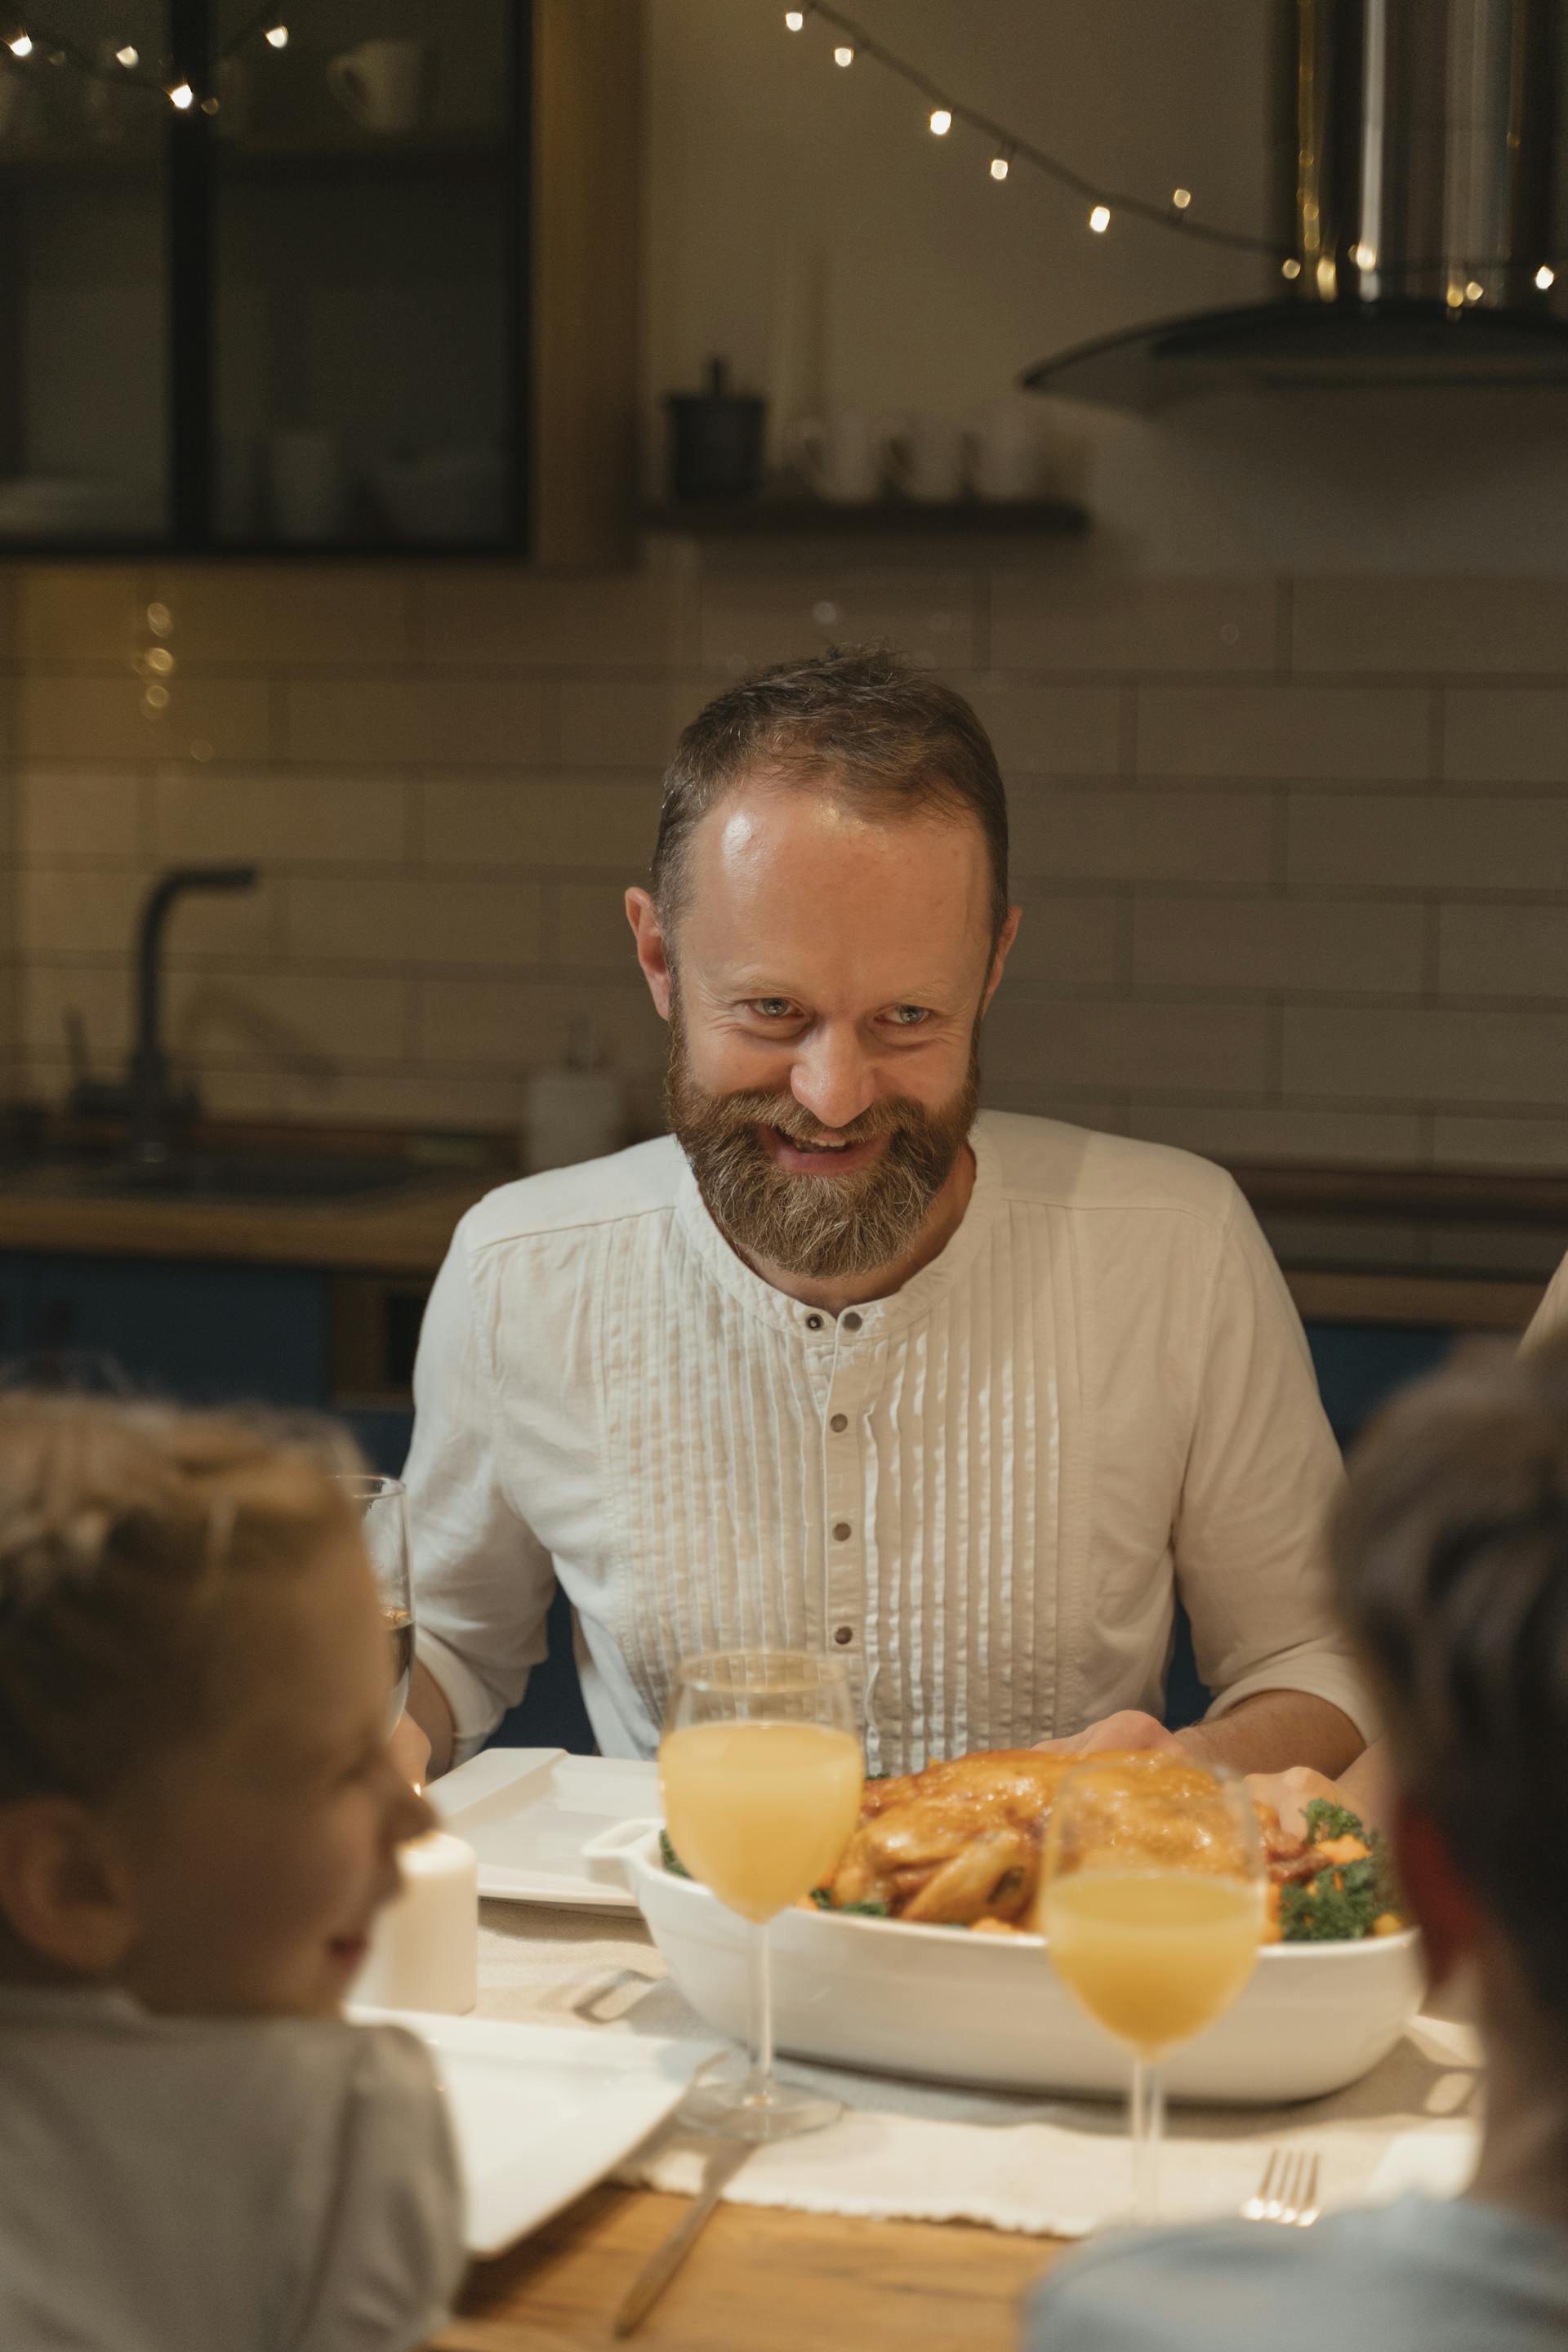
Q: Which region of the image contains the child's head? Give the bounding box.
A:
[0,1394,430,2016]
[1334,1334,1568,2048]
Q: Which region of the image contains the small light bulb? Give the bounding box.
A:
[265,20,287,43]
[1465,278,1484,303]
[1536,263,1555,291]
[1171,187,1192,210]
[833,43,853,65]
[989,155,1009,181]
[114,42,137,66]
[167,79,194,109]
[929,107,951,136]
[784,7,804,26]
[7,33,32,58]
[1351,241,1375,270]
[1089,203,1111,234]
[1281,256,1302,280]
[1446,283,1464,308]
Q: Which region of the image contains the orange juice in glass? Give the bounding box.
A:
[1040,1755,1265,2217]
[660,1650,862,2141]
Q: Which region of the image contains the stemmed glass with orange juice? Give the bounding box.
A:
[1040,1754,1266,2219]
[660,1650,863,2141]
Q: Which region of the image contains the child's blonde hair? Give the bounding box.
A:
[0,1392,364,1802]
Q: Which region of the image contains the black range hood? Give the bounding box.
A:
[1025,0,1568,409]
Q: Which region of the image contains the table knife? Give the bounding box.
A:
[611,2135,754,2336]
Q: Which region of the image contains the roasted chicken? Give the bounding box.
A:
[822,1746,1328,1936]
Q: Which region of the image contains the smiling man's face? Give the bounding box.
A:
[627,775,1017,1285]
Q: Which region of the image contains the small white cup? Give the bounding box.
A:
[966,404,1042,501]
[786,410,884,503]
[881,413,966,503]
[267,430,348,542]
[327,38,430,135]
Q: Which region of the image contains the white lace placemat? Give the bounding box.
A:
[475,1901,1482,2239]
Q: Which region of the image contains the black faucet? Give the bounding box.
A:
[127,866,259,1167]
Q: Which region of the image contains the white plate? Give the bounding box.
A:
[350,2008,716,2256]
[430,1747,658,1909]
[617,1827,1427,2107]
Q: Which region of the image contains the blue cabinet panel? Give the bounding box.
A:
[0,1253,327,1407]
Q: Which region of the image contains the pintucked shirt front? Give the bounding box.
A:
[407,1111,1369,1774]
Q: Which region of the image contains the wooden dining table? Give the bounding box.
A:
[433,2185,1067,2351]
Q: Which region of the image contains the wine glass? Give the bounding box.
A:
[1039,1753,1266,2221]
[335,1473,412,1734]
[660,1649,863,2142]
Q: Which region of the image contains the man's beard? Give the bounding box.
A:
[666,1007,981,1283]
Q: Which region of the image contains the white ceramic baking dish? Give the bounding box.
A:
[596,1823,1426,2106]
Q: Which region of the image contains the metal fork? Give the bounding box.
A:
[1241,2146,1321,2226]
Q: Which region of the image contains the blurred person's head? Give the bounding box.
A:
[626,646,1020,1283]
[1335,1335,1568,2062]
[0,1395,430,2016]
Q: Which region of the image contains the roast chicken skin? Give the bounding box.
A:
[826,1747,1315,1930]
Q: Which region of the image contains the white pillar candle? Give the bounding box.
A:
[354,1829,479,2014]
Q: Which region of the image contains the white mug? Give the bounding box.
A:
[326,38,430,135]
[786,411,884,503]
[966,404,1042,501]
[881,413,966,503]
[267,430,347,543]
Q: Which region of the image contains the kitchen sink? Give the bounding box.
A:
[0,1152,434,1204]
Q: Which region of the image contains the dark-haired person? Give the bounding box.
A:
[1027,1334,1568,2351]
[401,649,1370,1780]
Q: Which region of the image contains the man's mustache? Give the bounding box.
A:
[702,1091,921,1151]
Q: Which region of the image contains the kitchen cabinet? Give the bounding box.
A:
[0,0,636,560]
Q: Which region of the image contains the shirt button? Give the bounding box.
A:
[832,1521,852,1541]
[842,1312,862,1332]
[830,1412,849,1432]
[805,1313,824,1331]
[833,1624,854,1646]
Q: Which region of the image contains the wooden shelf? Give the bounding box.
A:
[639,497,1090,538]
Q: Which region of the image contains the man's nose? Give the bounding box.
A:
[791,1028,877,1130]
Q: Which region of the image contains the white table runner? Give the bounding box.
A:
[475,1902,1482,2239]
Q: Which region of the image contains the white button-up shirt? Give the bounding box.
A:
[407,1112,1368,1773]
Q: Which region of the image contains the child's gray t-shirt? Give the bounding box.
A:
[0,1984,465,2352]
[1027,2194,1568,2352]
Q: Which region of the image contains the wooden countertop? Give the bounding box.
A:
[433,2185,1062,2352]
[0,1174,495,1276]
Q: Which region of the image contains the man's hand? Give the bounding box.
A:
[405,1659,456,1781]
[388,1708,432,1789]
[1032,1709,1185,1760]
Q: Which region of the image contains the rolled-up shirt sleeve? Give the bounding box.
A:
[1174,1186,1376,1741]
[403,1215,556,1765]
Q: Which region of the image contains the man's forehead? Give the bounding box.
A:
[685,777,991,905]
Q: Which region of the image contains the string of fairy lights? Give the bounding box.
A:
[782,0,1560,296]
[2,9,288,114]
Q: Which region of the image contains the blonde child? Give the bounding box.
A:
[0,1395,466,2351]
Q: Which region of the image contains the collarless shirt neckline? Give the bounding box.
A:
[672,1116,1004,1339]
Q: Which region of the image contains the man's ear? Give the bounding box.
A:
[982,906,1022,1013]
[1391,1797,1481,1989]
[626,888,674,1022]
[0,1797,138,1978]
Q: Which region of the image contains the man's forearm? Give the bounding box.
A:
[1175,1690,1364,1779]
[408,1658,457,1780]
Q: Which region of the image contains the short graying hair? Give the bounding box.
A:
[651,646,1009,943]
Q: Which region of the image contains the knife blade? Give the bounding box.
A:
[611,2135,755,2336]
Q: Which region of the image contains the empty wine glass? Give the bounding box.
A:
[1040,1753,1266,2221]
[335,1472,412,1733]
[660,1649,863,2141]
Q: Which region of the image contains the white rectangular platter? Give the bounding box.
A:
[350,2009,714,2256]
[430,1746,657,1909]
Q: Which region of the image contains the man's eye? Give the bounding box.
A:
[749,1000,798,1019]
[886,1005,931,1027]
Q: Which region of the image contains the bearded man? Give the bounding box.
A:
[403,648,1370,1780]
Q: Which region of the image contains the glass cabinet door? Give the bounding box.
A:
[210,0,522,550]
[0,2,171,545]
